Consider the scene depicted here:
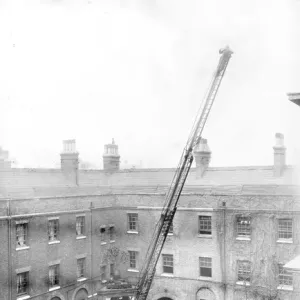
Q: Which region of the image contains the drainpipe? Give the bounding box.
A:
[90,202,94,297]
[222,201,227,300]
[7,200,12,300]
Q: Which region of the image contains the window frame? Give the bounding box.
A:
[128,250,138,269]
[76,216,85,237]
[49,264,60,289]
[48,219,59,242]
[278,264,293,287]
[110,263,115,278]
[17,271,29,296]
[127,213,138,232]
[198,215,212,236]
[100,265,107,281]
[237,260,251,284]
[100,226,106,244]
[109,225,115,242]
[162,254,174,274]
[236,215,251,239]
[77,258,86,279]
[199,257,212,278]
[16,222,29,249]
[278,218,293,241]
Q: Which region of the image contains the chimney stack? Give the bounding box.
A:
[103,138,120,171]
[193,138,211,178]
[60,139,79,184]
[273,133,286,177]
[0,147,11,169]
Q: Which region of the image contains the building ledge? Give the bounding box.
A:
[17,295,30,300]
[127,230,139,235]
[277,239,293,244]
[198,234,212,239]
[236,281,250,286]
[76,235,87,240]
[48,240,60,245]
[161,273,174,277]
[127,268,139,273]
[236,237,251,241]
[49,286,60,291]
[77,277,88,282]
[277,285,293,291]
[198,276,212,281]
[16,246,30,251]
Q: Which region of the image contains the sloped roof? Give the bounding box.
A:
[0,165,299,199]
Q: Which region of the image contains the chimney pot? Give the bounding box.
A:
[103,139,120,171]
[60,139,79,184]
[193,138,211,178]
[273,133,286,177]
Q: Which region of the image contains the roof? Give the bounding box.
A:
[284,255,300,273]
[287,93,300,106]
[0,165,299,199]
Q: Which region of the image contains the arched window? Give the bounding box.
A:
[74,288,88,300]
[51,297,61,300]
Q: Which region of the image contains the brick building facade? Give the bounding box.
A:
[0,135,300,300]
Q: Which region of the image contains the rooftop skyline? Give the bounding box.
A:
[0,0,300,169]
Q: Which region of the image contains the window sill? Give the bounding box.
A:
[76,235,87,240]
[161,273,174,277]
[77,277,87,282]
[277,239,293,244]
[198,234,212,239]
[17,295,30,300]
[127,231,139,234]
[109,240,115,243]
[49,286,60,291]
[236,281,250,286]
[198,276,212,281]
[128,268,139,273]
[236,237,251,241]
[16,246,30,251]
[167,233,174,236]
[48,240,60,245]
[100,242,107,245]
[277,285,293,291]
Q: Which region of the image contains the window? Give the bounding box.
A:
[49,264,60,288]
[129,251,138,269]
[199,257,212,277]
[100,265,107,281]
[17,272,29,295]
[278,219,292,240]
[237,260,251,283]
[48,219,59,242]
[168,222,173,234]
[236,216,251,238]
[109,226,115,241]
[278,264,293,286]
[162,254,173,274]
[128,213,138,231]
[77,258,85,279]
[110,263,115,278]
[16,222,28,248]
[199,216,212,235]
[76,216,85,236]
[100,227,106,243]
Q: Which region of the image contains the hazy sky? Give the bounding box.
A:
[0,0,300,169]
